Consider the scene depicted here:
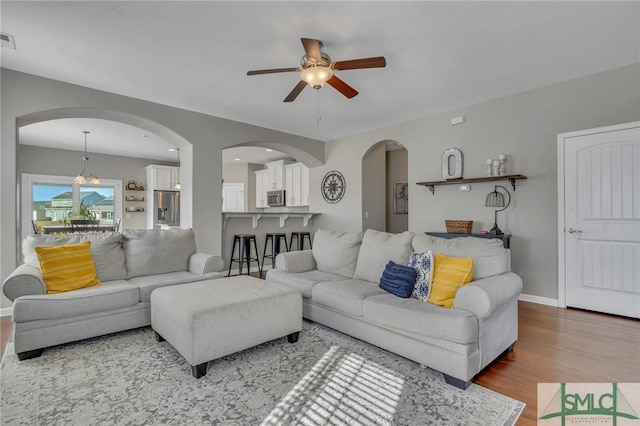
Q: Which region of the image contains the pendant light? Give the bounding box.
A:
[74,130,100,185]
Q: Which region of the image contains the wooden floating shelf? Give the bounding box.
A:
[416,174,528,195]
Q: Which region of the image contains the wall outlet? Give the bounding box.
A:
[458,184,471,192]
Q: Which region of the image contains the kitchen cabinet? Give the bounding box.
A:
[255,169,269,208]
[146,165,179,191]
[266,160,285,191]
[284,162,309,206]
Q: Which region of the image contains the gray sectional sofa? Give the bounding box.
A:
[2,228,224,360]
[266,228,523,389]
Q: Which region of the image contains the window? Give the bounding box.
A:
[23,174,122,238]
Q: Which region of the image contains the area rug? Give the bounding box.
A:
[1,321,524,425]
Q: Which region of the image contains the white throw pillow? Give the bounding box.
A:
[353,229,414,283]
[312,229,363,278]
[408,250,433,301]
[412,234,509,280]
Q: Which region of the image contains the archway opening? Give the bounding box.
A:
[361,140,408,232]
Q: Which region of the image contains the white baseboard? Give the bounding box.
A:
[0,307,13,318]
[518,293,559,307]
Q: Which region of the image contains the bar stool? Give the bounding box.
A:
[227,234,261,277]
[262,232,289,271]
[289,231,313,251]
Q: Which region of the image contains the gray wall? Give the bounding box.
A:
[386,148,409,233]
[1,69,325,309]
[2,64,638,309]
[361,143,386,231]
[19,145,176,231]
[312,63,640,302]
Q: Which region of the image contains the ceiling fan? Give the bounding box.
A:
[247,38,386,102]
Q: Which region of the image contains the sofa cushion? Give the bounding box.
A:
[266,269,346,299]
[353,230,414,283]
[312,229,363,278]
[379,261,416,298]
[122,228,196,279]
[12,280,138,322]
[412,234,508,280]
[408,251,433,301]
[429,253,474,308]
[23,232,126,282]
[363,293,479,344]
[312,279,387,317]
[35,241,101,294]
[129,271,224,301]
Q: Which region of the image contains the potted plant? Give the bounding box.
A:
[66,201,100,226]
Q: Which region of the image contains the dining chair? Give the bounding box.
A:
[31,220,41,234]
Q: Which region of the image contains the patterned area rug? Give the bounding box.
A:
[1,321,524,425]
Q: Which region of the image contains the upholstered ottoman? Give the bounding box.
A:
[151,276,302,378]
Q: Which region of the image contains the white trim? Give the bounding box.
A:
[556,121,640,309]
[518,294,559,307]
[0,307,13,318]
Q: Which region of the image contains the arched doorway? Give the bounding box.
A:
[16,108,194,238]
[361,140,408,232]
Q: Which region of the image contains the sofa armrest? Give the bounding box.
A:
[454,272,523,319]
[2,264,47,302]
[275,250,316,273]
[188,252,225,275]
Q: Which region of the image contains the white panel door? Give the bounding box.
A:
[222,183,244,212]
[563,123,640,318]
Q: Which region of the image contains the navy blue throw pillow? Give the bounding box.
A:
[379,261,417,298]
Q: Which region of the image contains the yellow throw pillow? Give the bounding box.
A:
[428,253,473,308]
[35,241,101,294]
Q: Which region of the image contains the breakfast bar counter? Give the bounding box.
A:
[221,212,320,273]
[222,212,320,229]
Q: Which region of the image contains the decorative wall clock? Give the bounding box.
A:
[321,170,346,204]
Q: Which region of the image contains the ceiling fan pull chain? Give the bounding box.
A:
[316,89,321,125]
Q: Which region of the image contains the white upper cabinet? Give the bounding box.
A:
[284,162,309,206]
[255,169,269,208]
[266,160,285,191]
[146,165,179,191]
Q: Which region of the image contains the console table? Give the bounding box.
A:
[426,232,511,249]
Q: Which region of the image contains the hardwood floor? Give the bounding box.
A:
[1,301,638,425]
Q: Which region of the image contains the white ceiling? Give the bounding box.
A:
[4,1,639,160]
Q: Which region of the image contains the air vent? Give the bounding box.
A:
[1,33,16,49]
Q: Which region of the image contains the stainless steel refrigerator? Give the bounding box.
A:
[154,190,180,228]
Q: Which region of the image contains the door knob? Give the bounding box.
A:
[567,228,583,234]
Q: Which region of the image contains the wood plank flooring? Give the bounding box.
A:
[1,301,638,426]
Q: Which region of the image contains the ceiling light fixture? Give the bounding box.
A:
[300,65,333,125]
[74,130,100,185]
[174,148,181,190]
[300,66,333,89]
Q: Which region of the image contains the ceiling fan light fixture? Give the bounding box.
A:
[300,66,333,89]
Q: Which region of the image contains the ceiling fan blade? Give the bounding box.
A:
[247,67,299,76]
[333,56,387,71]
[283,80,308,102]
[326,75,358,99]
[301,38,322,62]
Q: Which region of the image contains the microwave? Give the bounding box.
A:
[267,190,285,207]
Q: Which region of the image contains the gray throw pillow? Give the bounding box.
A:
[353,229,414,283]
[312,229,363,278]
